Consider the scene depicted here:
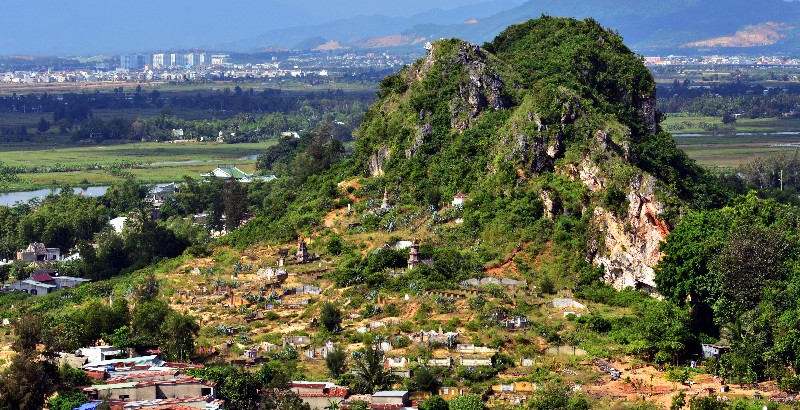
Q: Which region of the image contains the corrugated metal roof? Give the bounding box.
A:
[21,279,56,288]
[372,390,408,397]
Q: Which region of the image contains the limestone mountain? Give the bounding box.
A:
[350,16,728,292]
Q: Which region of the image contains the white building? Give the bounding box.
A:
[152,53,167,69]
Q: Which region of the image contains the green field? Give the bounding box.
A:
[664,115,800,169]
[0,140,274,191]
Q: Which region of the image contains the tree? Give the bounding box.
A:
[671,391,686,410]
[47,392,87,410]
[102,326,133,349]
[325,346,347,378]
[350,346,397,394]
[260,364,311,410]
[528,384,589,410]
[12,312,42,353]
[37,117,51,133]
[346,401,370,410]
[191,366,262,410]
[665,368,690,388]
[420,396,449,410]
[410,366,441,394]
[627,299,695,364]
[222,180,248,232]
[133,272,160,302]
[320,302,343,332]
[103,179,149,215]
[0,352,57,410]
[710,225,794,324]
[131,298,170,345]
[721,112,737,124]
[688,396,728,410]
[58,363,93,389]
[159,311,200,362]
[540,276,555,294]
[449,394,485,410]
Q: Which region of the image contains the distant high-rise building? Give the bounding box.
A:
[120,54,150,70]
[211,54,230,66]
[152,53,167,69]
[186,53,202,67]
[170,53,188,68]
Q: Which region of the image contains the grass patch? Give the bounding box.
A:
[0,140,274,190]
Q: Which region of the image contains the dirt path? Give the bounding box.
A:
[485,242,529,277]
[322,208,346,233]
[585,362,779,407]
[337,178,362,203]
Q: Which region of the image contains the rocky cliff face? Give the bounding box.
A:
[448,42,512,132]
[557,158,669,293]
[591,175,670,293]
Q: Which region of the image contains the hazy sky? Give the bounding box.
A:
[0,0,518,55]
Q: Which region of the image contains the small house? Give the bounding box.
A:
[291,381,349,410]
[4,279,56,295]
[701,344,730,360]
[16,242,61,262]
[452,193,468,207]
[371,390,410,407]
[110,217,128,233]
[76,346,124,363]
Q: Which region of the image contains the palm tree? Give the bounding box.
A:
[350,342,398,394]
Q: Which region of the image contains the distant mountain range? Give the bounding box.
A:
[228,0,800,55]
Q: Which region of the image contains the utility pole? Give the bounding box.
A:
[781,169,784,191]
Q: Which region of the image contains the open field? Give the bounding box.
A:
[674,133,800,169]
[664,115,800,169]
[0,140,273,191]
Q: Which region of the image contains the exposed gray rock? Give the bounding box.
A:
[369,146,389,176]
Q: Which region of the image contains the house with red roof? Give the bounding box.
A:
[451,193,469,207]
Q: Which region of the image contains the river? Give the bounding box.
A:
[0,186,111,207]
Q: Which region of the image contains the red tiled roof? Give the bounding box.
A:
[31,272,54,282]
[108,395,222,410]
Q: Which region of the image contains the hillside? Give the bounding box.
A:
[9,16,791,410]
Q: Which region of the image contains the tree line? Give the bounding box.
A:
[0,87,373,144]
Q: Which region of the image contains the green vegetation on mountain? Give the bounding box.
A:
[8,15,800,410]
